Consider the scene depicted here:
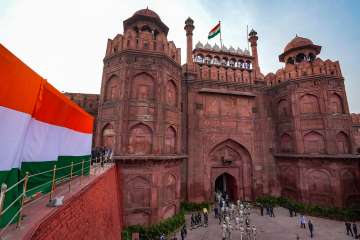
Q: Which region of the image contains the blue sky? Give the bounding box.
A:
[0,0,359,112]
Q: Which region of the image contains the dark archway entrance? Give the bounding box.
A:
[215,173,238,201]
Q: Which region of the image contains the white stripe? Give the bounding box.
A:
[0,106,31,170]
[22,119,92,162]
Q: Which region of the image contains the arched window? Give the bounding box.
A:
[336,132,350,154]
[165,126,176,154]
[308,53,316,62]
[166,81,177,107]
[246,60,252,69]
[195,54,204,63]
[286,57,295,64]
[128,124,152,155]
[102,124,115,149]
[300,94,320,114]
[304,131,325,154]
[105,75,120,101]
[278,99,289,118]
[329,93,344,114]
[204,56,211,64]
[131,73,155,101]
[296,53,306,63]
[229,59,235,67]
[141,25,152,33]
[163,174,176,203]
[212,56,220,65]
[126,177,150,208]
[280,133,294,152]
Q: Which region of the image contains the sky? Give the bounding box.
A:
[1,0,360,112]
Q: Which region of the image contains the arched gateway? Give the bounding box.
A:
[208,139,253,201]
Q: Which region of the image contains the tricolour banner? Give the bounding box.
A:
[0,44,93,227]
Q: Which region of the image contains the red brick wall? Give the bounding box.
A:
[27,166,123,240]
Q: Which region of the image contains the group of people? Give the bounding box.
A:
[190,208,208,229]
[214,191,257,240]
[162,225,187,240]
[298,214,314,238]
[91,146,113,165]
[345,221,359,239]
[258,204,275,217]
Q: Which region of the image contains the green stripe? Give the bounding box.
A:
[0,168,20,227]
[0,155,91,227]
[21,155,91,196]
[208,28,221,39]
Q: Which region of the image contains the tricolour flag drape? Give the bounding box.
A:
[0,44,93,227]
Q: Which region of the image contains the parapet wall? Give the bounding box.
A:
[26,166,123,240]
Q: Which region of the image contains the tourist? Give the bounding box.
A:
[346,221,354,237]
[308,219,314,238]
[180,226,186,240]
[300,214,306,228]
[160,233,165,240]
[260,204,264,216]
[183,224,187,236]
[214,205,219,218]
[266,205,270,215]
[190,214,195,229]
[270,206,275,217]
[353,222,358,239]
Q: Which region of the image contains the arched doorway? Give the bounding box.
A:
[215,173,238,201]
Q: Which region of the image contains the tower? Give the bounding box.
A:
[248,29,261,77]
[97,8,185,226]
[184,17,195,65]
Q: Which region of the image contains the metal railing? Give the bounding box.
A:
[0,155,113,236]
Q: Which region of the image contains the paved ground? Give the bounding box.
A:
[174,207,359,240]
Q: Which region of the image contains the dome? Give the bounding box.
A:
[134,8,160,19]
[195,41,203,49]
[229,46,236,53]
[284,36,314,53]
[279,35,321,62]
[204,42,212,49]
[213,43,220,51]
[236,47,243,54]
[221,45,228,51]
[243,49,250,55]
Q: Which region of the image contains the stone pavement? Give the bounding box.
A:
[174,207,359,240]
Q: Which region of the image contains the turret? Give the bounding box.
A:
[184,17,195,65]
[248,29,261,77]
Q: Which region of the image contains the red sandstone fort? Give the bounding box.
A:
[65,8,360,226]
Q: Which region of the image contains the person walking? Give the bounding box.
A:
[346,221,354,237]
[308,219,314,238]
[180,227,185,240]
[260,204,264,216]
[270,206,275,217]
[300,214,306,229]
[353,222,358,239]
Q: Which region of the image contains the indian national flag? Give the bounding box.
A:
[208,22,221,39]
[0,44,93,227]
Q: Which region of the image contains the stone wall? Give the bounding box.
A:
[27,166,123,240]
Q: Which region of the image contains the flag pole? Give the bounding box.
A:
[246,25,249,51]
[219,20,223,48]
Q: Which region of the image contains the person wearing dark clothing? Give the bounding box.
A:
[214,206,219,218]
[346,222,354,237]
[353,223,358,239]
[266,205,270,215]
[308,220,314,238]
[270,206,275,217]
[180,228,185,240]
[288,207,293,217]
[260,205,264,216]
